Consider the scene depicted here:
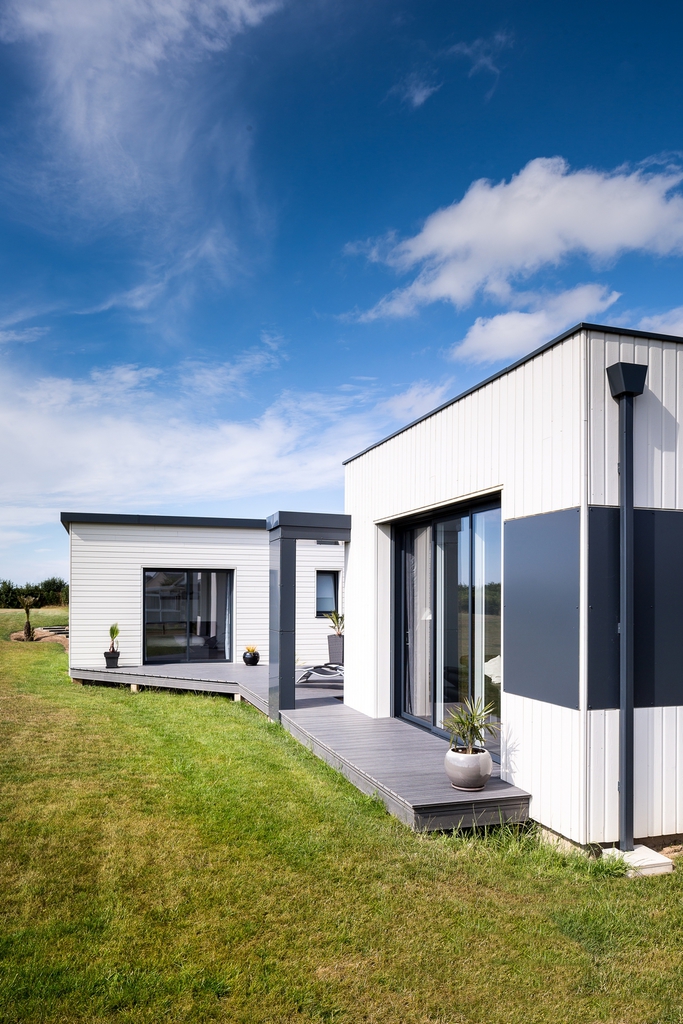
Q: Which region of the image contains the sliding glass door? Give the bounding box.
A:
[144,569,233,663]
[397,501,501,745]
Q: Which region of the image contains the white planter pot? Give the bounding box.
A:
[444,747,493,791]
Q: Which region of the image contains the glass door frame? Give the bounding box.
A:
[143,567,235,664]
[392,495,501,747]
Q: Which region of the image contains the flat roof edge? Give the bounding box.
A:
[342,321,683,466]
[60,512,268,532]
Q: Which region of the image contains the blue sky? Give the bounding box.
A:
[2,0,683,582]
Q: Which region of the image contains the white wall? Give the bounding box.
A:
[295,539,345,665]
[588,328,683,510]
[344,328,586,720]
[69,523,347,672]
[69,522,269,668]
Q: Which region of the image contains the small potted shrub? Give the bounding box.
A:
[325,611,344,665]
[104,623,120,668]
[243,646,260,666]
[442,697,500,791]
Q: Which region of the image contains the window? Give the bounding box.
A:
[396,500,501,748]
[316,571,338,617]
[144,569,233,663]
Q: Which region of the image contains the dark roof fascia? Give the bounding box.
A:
[342,321,683,466]
[60,512,267,533]
[265,510,351,531]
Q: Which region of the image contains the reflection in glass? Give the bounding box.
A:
[400,504,501,754]
[404,525,432,722]
[435,517,470,730]
[144,570,232,663]
[473,508,502,726]
[144,571,188,662]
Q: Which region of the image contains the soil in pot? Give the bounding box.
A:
[444,746,493,791]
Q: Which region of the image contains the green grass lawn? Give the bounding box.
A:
[1,641,682,1023]
[0,606,68,641]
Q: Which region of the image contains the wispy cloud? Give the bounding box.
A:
[637,306,683,338]
[0,327,48,343]
[0,0,281,296]
[0,360,454,516]
[450,31,513,99]
[180,331,284,397]
[390,72,442,109]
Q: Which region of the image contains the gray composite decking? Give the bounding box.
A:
[280,704,530,831]
[70,662,341,714]
[71,663,529,831]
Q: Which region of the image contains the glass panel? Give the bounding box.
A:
[188,571,229,661]
[144,571,188,662]
[435,517,470,730]
[316,572,337,615]
[404,525,432,723]
[473,508,502,752]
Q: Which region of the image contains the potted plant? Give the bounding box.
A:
[442,697,500,791]
[325,611,344,665]
[17,595,36,641]
[104,623,120,668]
[243,646,260,666]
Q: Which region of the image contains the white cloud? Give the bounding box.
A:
[637,306,683,338]
[357,157,683,322]
[0,361,453,520]
[454,284,620,363]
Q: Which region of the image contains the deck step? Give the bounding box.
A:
[280,705,530,832]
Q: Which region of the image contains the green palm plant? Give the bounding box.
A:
[442,697,500,755]
[109,623,120,653]
[324,610,344,636]
[17,594,36,641]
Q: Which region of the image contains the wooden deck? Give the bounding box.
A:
[280,704,530,831]
[70,663,341,715]
[71,663,529,831]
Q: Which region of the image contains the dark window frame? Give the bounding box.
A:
[392,494,501,745]
[143,567,234,664]
[315,570,339,618]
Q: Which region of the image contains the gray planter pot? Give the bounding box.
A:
[444,747,493,791]
[327,633,344,665]
[104,650,120,669]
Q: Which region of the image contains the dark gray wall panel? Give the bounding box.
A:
[587,506,683,708]
[587,506,620,709]
[504,509,580,709]
[635,509,683,707]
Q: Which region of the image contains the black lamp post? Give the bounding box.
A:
[606,361,647,852]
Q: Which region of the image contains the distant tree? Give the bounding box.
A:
[37,577,68,606]
[0,580,17,608]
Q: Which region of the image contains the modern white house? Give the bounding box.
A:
[343,322,683,851]
[63,321,683,856]
[62,513,345,671]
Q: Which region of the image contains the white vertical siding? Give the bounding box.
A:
[294,540,345,665]
[345,330,586,719]
[502,692,584,843]
[69,523,269,668]
[588,707,683,842]
[588,329,683,509]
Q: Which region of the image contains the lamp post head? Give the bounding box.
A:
[606,362,648,399]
